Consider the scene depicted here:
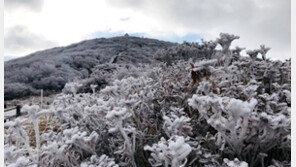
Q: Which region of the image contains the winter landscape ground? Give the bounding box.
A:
[4,33,291,167]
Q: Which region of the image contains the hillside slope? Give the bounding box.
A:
[4,36,175,100]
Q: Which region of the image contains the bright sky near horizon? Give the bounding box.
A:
[4,0,291,60]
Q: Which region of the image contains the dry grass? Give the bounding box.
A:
[5,93,58,109]
[4,93,61,149]
[5,115,61,148]
[25,115,60,148]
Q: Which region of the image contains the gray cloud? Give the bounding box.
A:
[120,17,130,22]
[106,0,291,60]
[5,25,57,55]
[5,0,44,12]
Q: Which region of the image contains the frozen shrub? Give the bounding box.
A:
[216,33,239,54]
[4,82,38,100]
[162,113,192,137]
[258,45,271,60]
[76,77,108,94]
[190,143,221,166]
[188,96,258,152]
[246,45,271,61]
[246,49,260,60]
[31,76,66,91]
[80,155,119,167]
[106,108,137,167]
[62,82,83,95]
[223,158,248,167]
[64,128,99,154]
[144,135,192,167]
[153,40,217,65]
[6,156,32,167]
[4,118,32,158]
[213,33,239,68]
[22,105,54,163]
[200,39,218,59]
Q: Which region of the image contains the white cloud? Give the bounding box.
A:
[4,0,290,60]
[5,0,44,12]
[4,25,56,57]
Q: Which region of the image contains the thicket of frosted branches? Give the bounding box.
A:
[4,33,290,167]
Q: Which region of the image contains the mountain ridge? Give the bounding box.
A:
[4,35,176,100]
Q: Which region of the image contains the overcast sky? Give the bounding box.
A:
[4,0,290,60]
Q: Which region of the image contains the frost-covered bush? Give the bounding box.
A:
[4,33,290,167]
[62,82,83,95]
[162,113,192,137]
[216,33,239,54]
[258,45,271,60]
[4,82,38,100]
[6,156,33,167]
[153,40,217,65]
[246,45,271,61]
[187,41,290,166]
[144,135,192,167]
[80,155,118,167]
[223,158,248,167]
[5,118,31,157]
